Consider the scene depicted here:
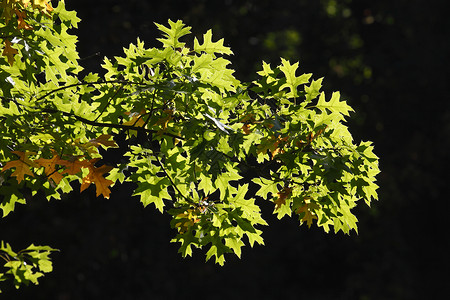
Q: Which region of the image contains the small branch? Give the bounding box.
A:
[143,92,157,128]
[35,79,146,102]
[0,253,10,263]
[40,108,184,140]
[153,152,196,206]
[79,52,101,61]
[92,82,125,123]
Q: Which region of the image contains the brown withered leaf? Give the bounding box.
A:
[1,151,36,183]
[274,186,292,210]
[35,152,64,185]
[80,158,114,199]
[296,201,317,228]
[87,134,118,149]
[2,39,18,66]
[57,156,90,175]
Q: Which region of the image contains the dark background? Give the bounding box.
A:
[1,0,449,299]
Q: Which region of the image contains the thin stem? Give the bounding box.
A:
[40,107,184,140]
[34,80,146,102]
[143,92,157,128]
[153,152,196,206]
[0,253,10,263]
[92,82,125,123]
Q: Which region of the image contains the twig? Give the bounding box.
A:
[92,82,125,123]
[35,80,146,102]
[40,107,184,140]
[153,151,196,205]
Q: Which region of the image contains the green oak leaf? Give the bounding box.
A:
[155,19,191,49]
[279,58,312,98]
[316,91,354,120]
[194,29,233,55]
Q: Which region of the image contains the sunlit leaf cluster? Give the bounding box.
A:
[0,0,379,290]
[0,241,57,290]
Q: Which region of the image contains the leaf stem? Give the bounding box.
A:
[0,253,10,263]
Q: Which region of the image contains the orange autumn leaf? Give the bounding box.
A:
[155,109,173,136]
[3,39,18,66]
[23,0,54,16]
[1,151,38,183]
[40,0,54,14]
[123,110,147,127]
[57,156,90,175]
[239,113,255,123]
[156,109,173,128]
[270,140,285,157]
[306,125,328,144]
[257,135,288,158]
[80,159,114,199]
[123,110,147,137]
[241,123,252,135]
[35,152,64,185]
[15,9,33,30]
[314,125,327,138]
[274,186,292,210]
[87,134,118,149]
[175,208,200,233]
[296,202,317,228]
[263,121,274,129]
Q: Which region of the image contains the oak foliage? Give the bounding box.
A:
[0,0,379,291]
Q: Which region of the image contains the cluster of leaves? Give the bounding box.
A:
[0,241,57,290]
[0,0,379,291]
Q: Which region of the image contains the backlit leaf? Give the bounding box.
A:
[296,202,318,228]
[0,8,379,276]
[87,134,118,149]
[58,156,91,175]
[1,151,36,183]
[155,19,191,49]
[279,58,312,98]
[316,91,354,119]
[194,29,233,55]
[35,152,64,185]
[80,159,114,199]
[2,39,18,66]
